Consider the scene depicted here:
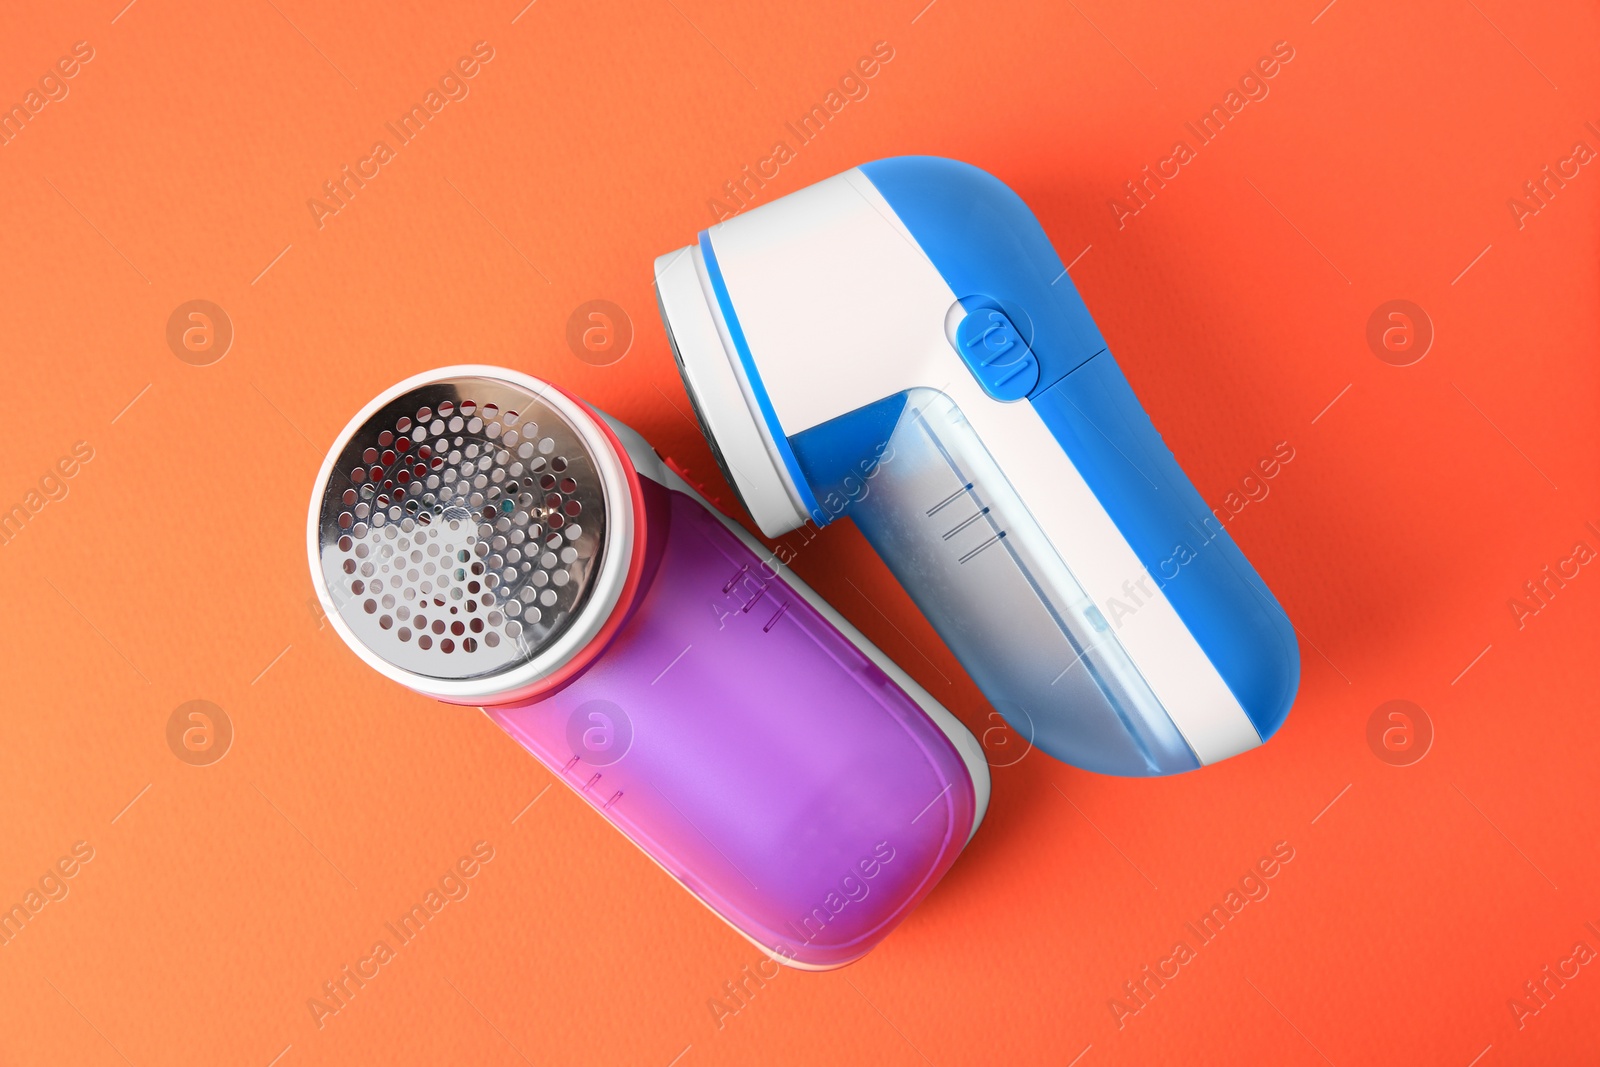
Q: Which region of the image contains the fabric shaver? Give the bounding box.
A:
[308,367,988,968]
[654,157,1300,776]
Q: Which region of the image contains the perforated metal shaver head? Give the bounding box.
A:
[309,368,634,702]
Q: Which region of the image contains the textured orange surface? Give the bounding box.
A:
[2,1,1597,1064]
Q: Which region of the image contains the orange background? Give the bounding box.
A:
[2,0,1597,1064]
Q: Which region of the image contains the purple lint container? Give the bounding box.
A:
[308,366,990,969]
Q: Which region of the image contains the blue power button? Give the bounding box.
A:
[954,304,1039,401]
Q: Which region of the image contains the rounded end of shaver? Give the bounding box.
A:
[653,246,811,538]
[307,366,636,705]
